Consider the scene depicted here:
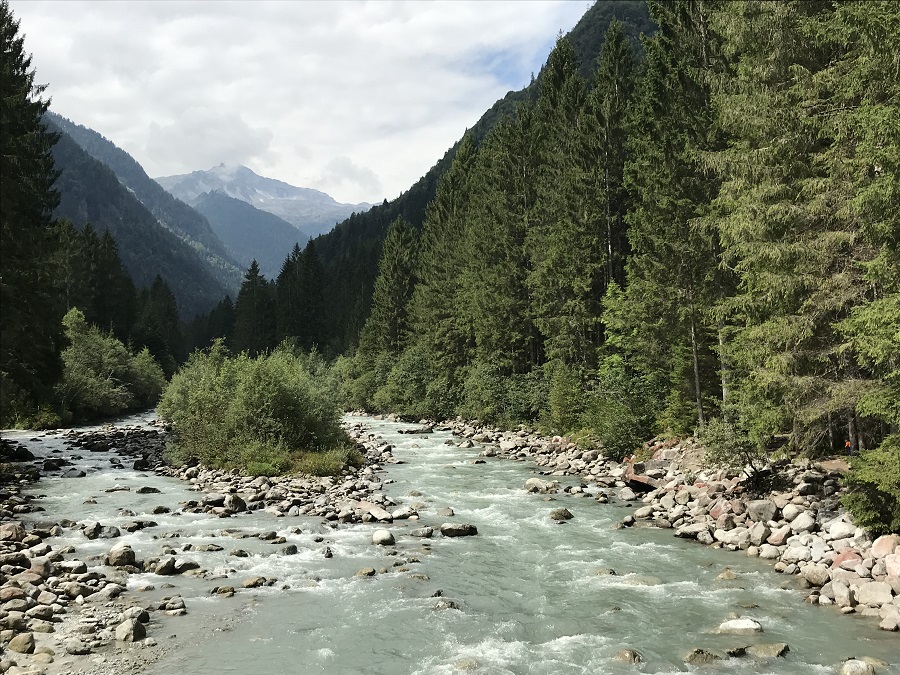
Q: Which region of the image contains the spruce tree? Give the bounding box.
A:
[408,135,478,402]
[620,0,727,433]
[527,36,603,369]
[0,0,65,422]
[233,261,276,357]
[358,217,418,356]
[711,0,899,454]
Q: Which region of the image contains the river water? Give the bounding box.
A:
[8,413,899,674]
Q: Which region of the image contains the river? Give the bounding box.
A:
[7,413,899,674]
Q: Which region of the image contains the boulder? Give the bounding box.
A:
[372,529,395,546]
[684,648,721,665]
[871,534,900,558]
[746,500,777,523]
[839,660,875,675]
[829,521,857,540]
[0,522,26,542]
[885,553,900,578]
[6,632,35,654]
[549,508,573,522]
[107,544,136,567]
[65,638,91,655]
[801,564,831,587]
[716,618,762,635]
[618,487,638,502]
[614,649,642,664]
[524,478,557,494]
[747,643,789,658]
[410,526,434,538]
[856,581,893,606]
[115,618,146,642]
[223,494,247,513]
[767,525,792,546]
[790,511,817,533]
[440,523,478,537]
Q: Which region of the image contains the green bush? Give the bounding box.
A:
[545,360,584,433]
[56,309,166,422]
[372,344,432,417]
[842,435,900,535]
[158,341,350,475]
[581,356,659,461]
[698,417,768,478]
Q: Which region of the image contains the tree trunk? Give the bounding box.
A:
[690,315,705,427]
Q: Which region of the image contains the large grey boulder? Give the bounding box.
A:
[746,500,777,523]
[106,543,136,567]
[223,494,247,513]
[441,523,478,537]
[839,660,875,675]
[856,581,893,606]
[716,618,762,635]
[372,529,395,546]
[115,617,146,642]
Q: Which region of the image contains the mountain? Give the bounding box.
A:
[155,164,372,239]
[44,112,244,294]
[191,191,308,279]
[47,123,232,319]
[311,0,654,352]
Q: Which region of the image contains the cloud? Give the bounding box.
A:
[10,0,589,203]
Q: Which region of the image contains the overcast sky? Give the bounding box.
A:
[11,1,589,204]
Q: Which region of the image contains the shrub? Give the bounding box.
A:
[158,341,350,476]
[698,417,768,478]
[842,435,900,535]
[580,355,658,461]
[56,309,166,422]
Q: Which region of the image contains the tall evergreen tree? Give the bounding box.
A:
[711,0,899,453]
[584,19,637,290]
[358,218,418,356]
[233,261,276,357]
[527,36,603,369]
[0,0,65,422]
[134,275,184,377]
[620,0,727,432]
[460,108,541,374]
[408,134,478,400]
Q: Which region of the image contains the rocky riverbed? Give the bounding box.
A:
[1,416,459,675]
[2,412,898,675]
[424,416,900,639]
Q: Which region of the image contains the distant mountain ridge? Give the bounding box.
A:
[156,164,372,239]
[44,112,244,295]
[191,190,308,280]
[46,121,232,319]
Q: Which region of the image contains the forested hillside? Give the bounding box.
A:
[192,190,308,279]
[45,111,244,295]
[329,0,898,520]
[48,125,232,319]
[312,0,654,353]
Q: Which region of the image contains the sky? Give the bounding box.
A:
[10,1,590,205]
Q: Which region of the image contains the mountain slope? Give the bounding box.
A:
[312,0,654,352]
[192,190,308,279]
[156,164,372,239]
[48,125,231,319]
[44,111,243,293]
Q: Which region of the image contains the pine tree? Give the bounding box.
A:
[711,0,899,454]
[460,107,540,374]
[0,0,65,422]
[527,36,603,369]
[408,134,478,401]
[358,218,418,356]
[620,0,727,433]
[134,275,184,376]
[584,19,637,290]
[233,261,276,357]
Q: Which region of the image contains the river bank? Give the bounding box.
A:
[420,415,900,635]
[2,413,898,674]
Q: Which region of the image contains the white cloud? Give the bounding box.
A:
[10,0,589,203]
